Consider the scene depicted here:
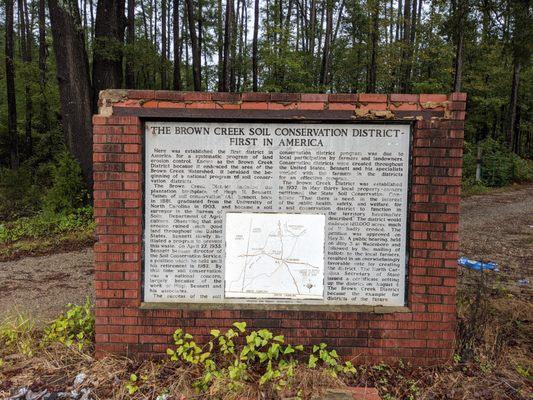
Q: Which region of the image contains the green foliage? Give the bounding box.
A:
[0,151,92,249]
[463,139,533,188]
[43,152,88,214]
[0,150,88,233]
[511,156,533,183]
[166,322,356,395]
[42,298,94,351]
[0,301,95,359]
[0,166,42,220]
[125,373,148,395]
[0,314,36,356]
[307,342,356,377]
[123,38,164,89]
[0,206,94,244]
[515,364,530,379]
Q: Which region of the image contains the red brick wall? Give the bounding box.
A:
[93,91,466,365]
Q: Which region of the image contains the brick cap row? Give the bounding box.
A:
[99,89,467,104]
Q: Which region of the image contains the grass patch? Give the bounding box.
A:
[0,207,94,244]
[461,180,533,198]
[0,207,95,260]
[0,227,95,261]
[461,181,491,197]
[0,314,36,357]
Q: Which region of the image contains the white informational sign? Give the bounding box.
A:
[144,121,411,307]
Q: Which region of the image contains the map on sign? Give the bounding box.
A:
[224,213,325,299]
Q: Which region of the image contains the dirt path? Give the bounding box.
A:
[0,184,531,322]
[460,184,533,294]
[0,248,94,322]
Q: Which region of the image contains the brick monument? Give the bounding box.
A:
[93,91,466,365]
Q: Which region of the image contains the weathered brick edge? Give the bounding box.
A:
[93,91,467,366]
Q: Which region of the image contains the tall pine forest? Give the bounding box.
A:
[0,0,531,221]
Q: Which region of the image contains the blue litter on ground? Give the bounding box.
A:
[457,257,499,272]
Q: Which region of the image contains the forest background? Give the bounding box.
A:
[0,0,531,243]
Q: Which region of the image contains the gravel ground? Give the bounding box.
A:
[0,248,94,322]
[459,184,533,296]
[0,184,531,323]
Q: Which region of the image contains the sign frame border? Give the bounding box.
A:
[140,116,414,313]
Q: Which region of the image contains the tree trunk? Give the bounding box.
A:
[5,0,19,168]
[452,0,465,94]
[316,2,325,74]
[399,0,411,92]
[48,0,94,187]
[229,0,238,91]
[277,0,293,88]
[89,0,95,40]
[410,0,417,46]
[18,0,33,157]
[236,0,247,90]
[367,0,379,93]
[309,0,316,55]
[161,0,168,89]
[140,0,149,39]
[252,0,259,91]
[184,17,190,89]
[198,0,205,88]
[125,0,135,88]
[185,0,202,90]
[514,104,521,154]
[242,0,248,88]
[153,0,157,45]
[319,0,333,87]
[508,59,521,152]
[167,0,171,60]
[389,0,393,44]
[221,0,234,91]
[92,0,126,108]
[83,0,88,43]
[395,0,402,41]
[173,0,182,90]
[38,0,50,133]
[453,30,464,92]
[216,0,223,90]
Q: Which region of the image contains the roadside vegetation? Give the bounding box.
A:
[1,270,532,400]
[462,139,533,197]
[0,152,95,260]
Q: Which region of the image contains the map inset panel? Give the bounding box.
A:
[224,213,325,299]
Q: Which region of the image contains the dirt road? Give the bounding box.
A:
[460,184,532,292]
[0,248,93,322]
[0,184,531,322]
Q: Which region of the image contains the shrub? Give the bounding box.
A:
[166,322,356,396]
[463,139,533,187]
[512,155,533,183]
[0,206,94,244]
[42,298,94,351]
[0,166,42,220]
[43,152,88,214]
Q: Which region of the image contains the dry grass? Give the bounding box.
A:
[414,269,532,400]
[0,345,352,400]
[0,342,198,400]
